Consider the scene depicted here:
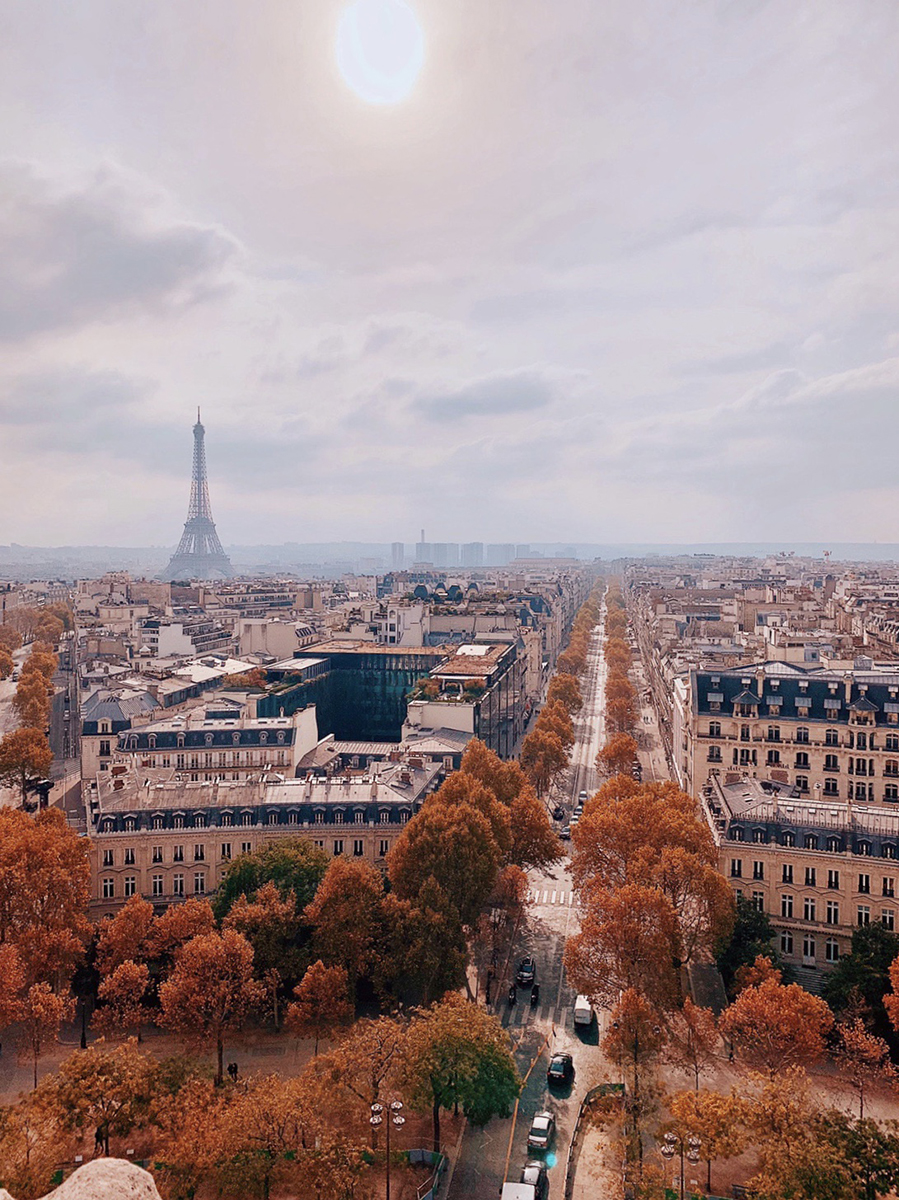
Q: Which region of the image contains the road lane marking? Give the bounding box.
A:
[550,891,557,905]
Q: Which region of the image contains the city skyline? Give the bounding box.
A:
[1,2,897,546]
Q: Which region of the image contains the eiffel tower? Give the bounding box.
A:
[159,411,234,580]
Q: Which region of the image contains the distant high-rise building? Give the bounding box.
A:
[432,543,459,569]
[516,545,531,559]
[486,544,516,566]
[159,412,233,580]
[391,542,405,570]
[461,542,484,568]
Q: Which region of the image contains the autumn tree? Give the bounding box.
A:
[0,806,90,988]
[519,727,568,797]
[11,679,50,729]
[434,772,513,862]
[95,894,156,973]
[212,837,328,920]
[148,896,216,962]
[20,982,73,1088]
[719,974,834,1074]
[459,738,529,805]
[0,648,13,680]
[93,961,151,1043]
[666,998,719,1090]
[403,994,520,1152]
[546,672,583,715]
[0,943,25,1038]
[509,785,564,870]
[0,623,22,652]
[534,700,575,749]
[606,695,636,734]
[320,1015,406,1145]
[716,896,779,997]
[223,880,305,980]
[832,1017,898,1119]
[158,928,264,1085]
[36,1040,157,1155]
[603,988,666,1166]
[0,728,53,800]
[596,732,639,777]
[668,1088,747,1193]
[389,795,502,928]
[303,857,386,990]
[0,1095,65,1199]
[565,881,681,1011]
[376,883,467,1006]
[285,960,354,1055]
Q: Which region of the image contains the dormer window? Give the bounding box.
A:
[259,731,268,745]
[148,734,156,749]
[277,731,285,744]
[194,814,205,828]
[233,732,241,745]
[205,733,214,746]
[177,733,185,748]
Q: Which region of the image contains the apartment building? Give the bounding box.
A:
[87,757,443,917]
[703,772,899,982]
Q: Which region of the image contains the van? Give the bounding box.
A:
[573,995,594,1026]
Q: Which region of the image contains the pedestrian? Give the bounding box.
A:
[227,1061,239,1082]
[94,1127,104,1157]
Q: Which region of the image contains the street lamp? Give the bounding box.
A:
[370,1099,406,1200]
[660,1131,701,1200]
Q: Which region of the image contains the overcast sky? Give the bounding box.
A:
[1,0,898,547]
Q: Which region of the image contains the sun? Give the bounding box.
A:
[336,0,425,106]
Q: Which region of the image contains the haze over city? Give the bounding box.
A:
[2,1,898,548]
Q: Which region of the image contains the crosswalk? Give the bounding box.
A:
[527,888,575,907]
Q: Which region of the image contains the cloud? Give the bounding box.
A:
[0,161,239,341]
[413,368,557,421]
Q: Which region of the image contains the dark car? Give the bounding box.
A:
[547,1051,575,1086]
[552,805,565,821]
[559,825,571,841]
[521,1160,549,1200]
[516,957,537,987]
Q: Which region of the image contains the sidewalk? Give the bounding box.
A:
[571,1119,625,1200]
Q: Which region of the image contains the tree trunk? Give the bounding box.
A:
[432,1097,441,1154]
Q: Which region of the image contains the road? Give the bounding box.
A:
[447,603,610,1200]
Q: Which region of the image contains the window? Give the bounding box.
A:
[796,776,809,793]
[782,864,794,884]
[314,811,324,825]
[857,732,868,751]
[221,843,231,860]
[103,849,114,867]
[708,746,722,762]
[795,751,810,769]
[859,873,871,894]
[826,729,840,746]
[241,842,252,855]
[886,761,899,777]
[99,739,111,757]
[825,939,840,963]
[153,815,164,830]
[709,721,721,737]
[379,839,390,857]
[781,894,793,918]
[731,827,745,842]
[152,874,163,897]
[173,815,184,829]
[767,749,781,765]
[241,813,253,826]
[124,817,136,832]
[173,874,184,896]
[152,846,163,864]
[780,930,794,955]
[752,891,764,911]
[826,900,839,925]
[333,840,344,856]
[353,839,364,857]
[804,835,818,851]
[102,877,115,900]
[857,841,872,858]
[805,866,817,886]
[379,811,390,825]
[267,812,278,826]
[193,873,206,895]
[194,844,205,862]
[173,845,184,863]
[753,861,765,880]
[825,754,839,772]
[804,898,816,922]
[752,828,766,844]
[314,839,324,850]
[782,831,796,848]
[740,724,751,742]
[124,876,136,898]
[887,734,899,752]
[803,936,816,963]
[883,909,896,931]
[885,878,896,898]
[796,727,810,744]
[858,906,871,925]
[824,779,839,795]
[828,870,840,889]
[767,726,781,742]
[886,785,899,801]
[124,848,135,866]
[730,859,743,878]
[827,836,842,853]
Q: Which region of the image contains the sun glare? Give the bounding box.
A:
[336,0,425,106]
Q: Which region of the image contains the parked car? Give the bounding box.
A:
[516,957,537,987]
[527,1110,556,1152]
[574,995,594,1026]
[520,1161,549,1200]
[578,790,588,803]
[559,825,571,840]
[547,1052,575,1086]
